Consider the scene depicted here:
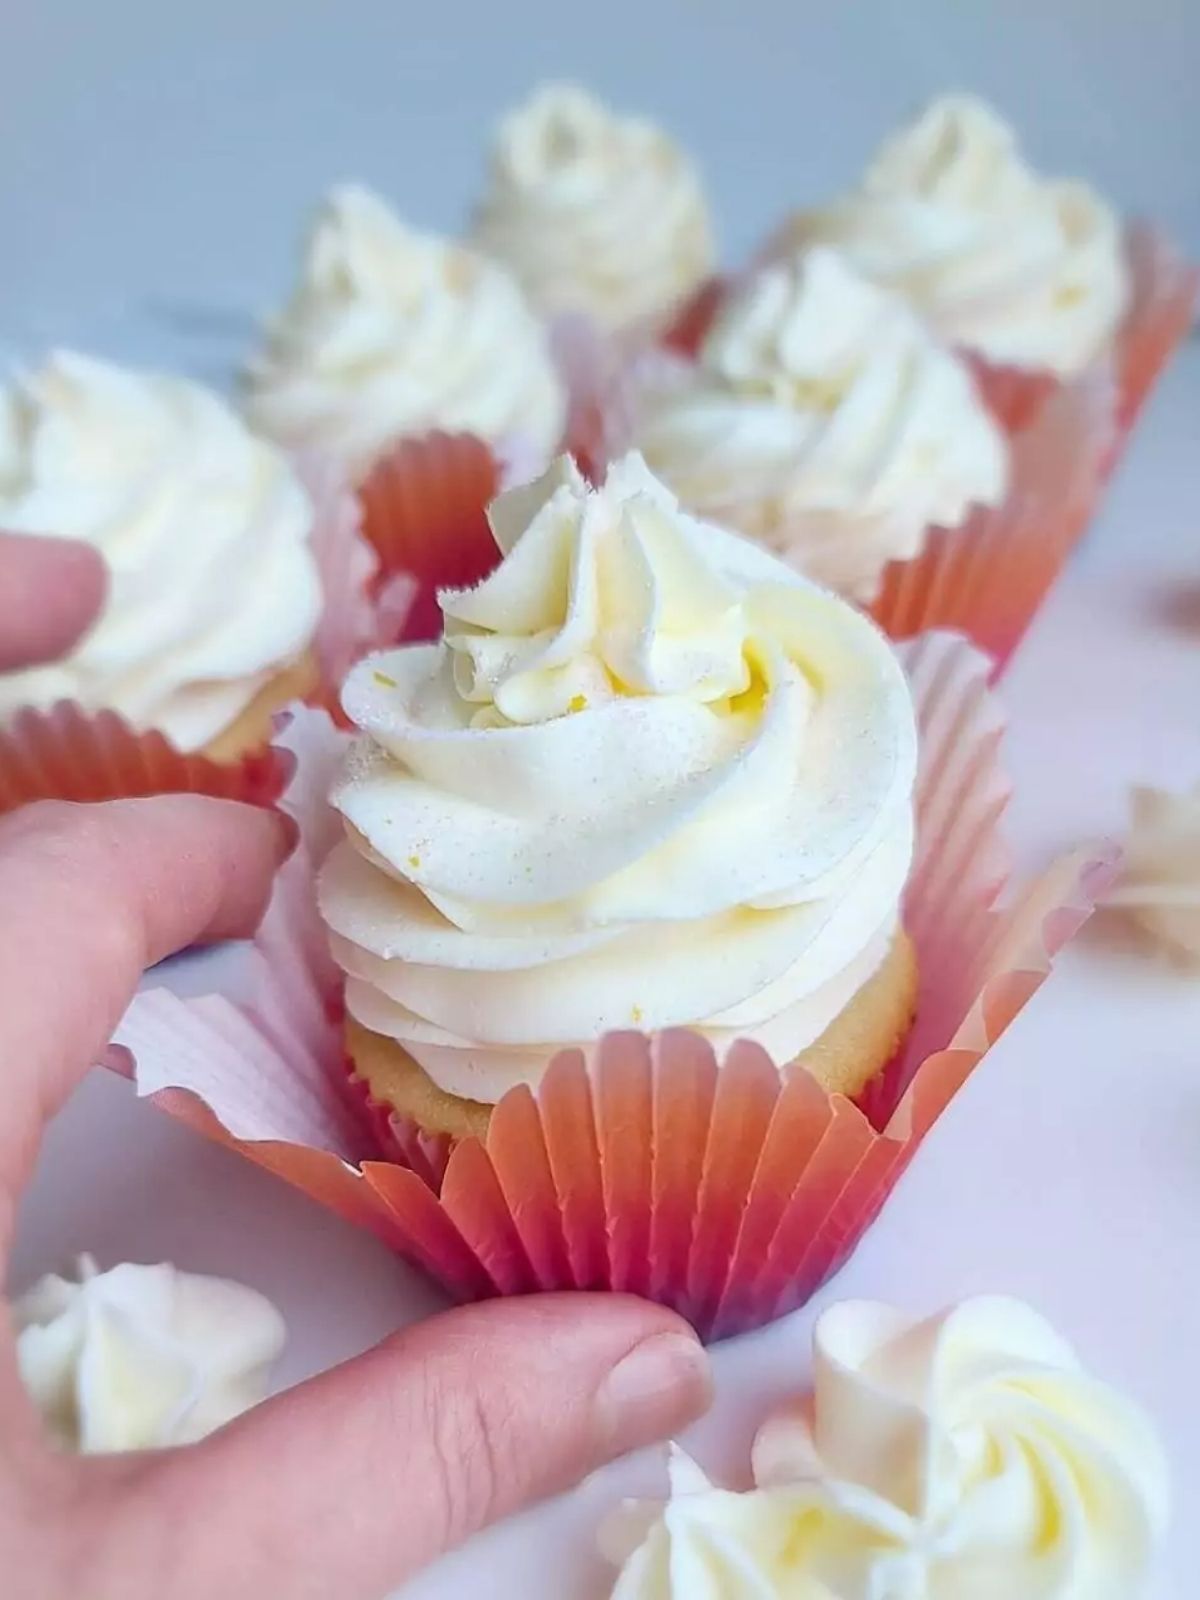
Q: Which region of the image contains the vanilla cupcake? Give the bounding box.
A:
[637,249,1009,603]
[772,93,1130,382]
[0,351,322,758]
[320,453,918,1139]
[472,84,715,337]
[244,184,566,483]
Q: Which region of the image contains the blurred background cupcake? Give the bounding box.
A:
[763,92,1196,440]
[321,453,919,1138]
[471,83,716,343]
[0,350,322,807]
[244,184,569,640]
[637,248,1009,606]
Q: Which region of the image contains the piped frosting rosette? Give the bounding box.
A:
[321,453,917,1108]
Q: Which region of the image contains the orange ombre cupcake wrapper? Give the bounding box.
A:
[110,641,1115,1339]
[0,702,292,815]
[867,372,1113,671]
[357,431,505,644]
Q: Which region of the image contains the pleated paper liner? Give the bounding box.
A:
[0,460,380,811]
[109,636,1113,1339]
[0,702,292,815]
[866,369,1113,672]
[357,431,506,645]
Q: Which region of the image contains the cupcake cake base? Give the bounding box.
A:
[347,929,919,1144]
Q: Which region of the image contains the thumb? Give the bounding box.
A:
[94,1294,712,1600]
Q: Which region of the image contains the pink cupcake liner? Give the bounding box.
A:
[867,370,1113,670]
[109,637,1113,1339]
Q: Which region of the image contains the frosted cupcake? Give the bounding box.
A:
[766,93,1196,434]
[320,453,919,1139]
[245,184,565,480]
[471,84,715,339]
[244,185,567,640]
[637,248,1009,604]
[0,351,321,761]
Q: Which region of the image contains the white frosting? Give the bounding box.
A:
[0,352,322,751]
[778,94,1130,377]
[602,1447,809,1600]
[638,249,1009,602]
[13,1255,285,1453]
[320,451,916,1103]
[1107,783,1200,963]
[472,83,715,333]
[245,185,566,480]
[751,1296,1170,1599]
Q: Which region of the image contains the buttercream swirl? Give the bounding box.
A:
[774,94,1129,377]
[638,248,1009,601]
[320,451,916,1103]
[751,1296,1170,1599]
[472,83,715,333]
[0,351,322,750]
[14,1255,285,1453]
[245,185,566,480]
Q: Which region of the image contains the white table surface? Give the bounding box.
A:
[5,7,1200,1593]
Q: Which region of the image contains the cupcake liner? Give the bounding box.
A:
[109,637,1113,1339]
[866,369,1114,670]
[0,702,293,815]
[357,431,506,644]
[294,453,385,714]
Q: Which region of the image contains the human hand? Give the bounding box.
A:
[0,797,712,1600]
[0,532,107,672]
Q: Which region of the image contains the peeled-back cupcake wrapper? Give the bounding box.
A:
[0,460,382,811]
[106,635,1113,1340]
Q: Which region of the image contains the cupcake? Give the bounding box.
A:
[637,248,1010,605]
[244,184,566,482]
[319,452,919,1140]
[244,184,567,638]
[0,351,322,765]
[471,83,715,340]
[765,93,1195,436]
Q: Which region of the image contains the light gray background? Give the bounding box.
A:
[5,7,1200,1599]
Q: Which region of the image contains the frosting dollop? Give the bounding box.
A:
[751,1296,1170,1599]
[775,94,1129,377]
[244,185,566,480]
[1106,783,1200,963]
[472,83,715,333]
[13,1255,285,1453]
[638,249,1009,601]
[320,451,916,1103]
[602,1447,811,1599]
[0,351,322,750]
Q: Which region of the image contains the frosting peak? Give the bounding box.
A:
[244,185,566,479]
[776,93,1129,376]
[0,351,322,750]
[321,452,916,1102]
[472,84,715,333]
[639,249,1009,601]
[14,1256,285,1453]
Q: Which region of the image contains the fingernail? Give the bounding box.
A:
[594,1332,712,1454]
[272,811,300,863]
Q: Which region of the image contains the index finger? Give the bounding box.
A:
[0,797,292,1245]
[0,532,107,669]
